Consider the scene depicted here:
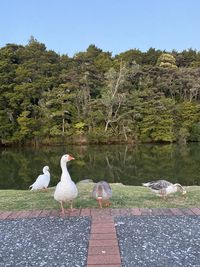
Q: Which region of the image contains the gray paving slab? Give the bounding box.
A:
[115,216,200,267]
[0,216,91,267]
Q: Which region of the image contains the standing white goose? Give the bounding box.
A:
[54,154,78,214]
[29,166,50,190]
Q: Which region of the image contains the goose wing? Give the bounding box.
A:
[101,181,112,197]
[29,174,50,190]
[147,180,172,190]
[92,181,112,199]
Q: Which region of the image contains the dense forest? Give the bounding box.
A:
[1,37,200,146]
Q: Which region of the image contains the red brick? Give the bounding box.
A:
[140,208,153,215]
[7,211,25,219]
[170,208,185,215]
[90,233,117,240]
[181,208,195,215]
[151,208,164,215]
[189,207,200,215]
[91,222,114,227]
[130,208,141,215]
[27,210,43,218]
[15,210,33,218]
[88,246,120,255]
[118,209,131,215]
[91,226,116,234]
[0,211,13,220]
[110,209,121,216]
[88,265,121,267]
[87,254,121,265]
[89,240,118,247]
[59,212,70,218]
[64,210,71,216]
[160,208,174,216]
[49,210,60,217]
[69,209,81,216]
[92,216,113,223]
[38,210,51,217]
[80,208,91,216]
[91,208,111,217]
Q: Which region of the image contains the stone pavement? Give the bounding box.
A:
[1,208,200,267]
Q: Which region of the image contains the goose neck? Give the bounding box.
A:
[43,170,50,176]
[61,162,71,182]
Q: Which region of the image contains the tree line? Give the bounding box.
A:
[1,37,200,146]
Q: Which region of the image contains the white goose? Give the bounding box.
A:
[142,179,187,198]
[29,166,50,190]
[54,154,78,214]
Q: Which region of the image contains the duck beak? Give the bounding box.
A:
[68,155,75,161]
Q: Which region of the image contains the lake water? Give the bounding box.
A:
[0,143,200,190]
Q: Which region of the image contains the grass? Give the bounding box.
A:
[0,183,200,211]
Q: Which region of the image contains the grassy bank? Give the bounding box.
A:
[0,183,200,211]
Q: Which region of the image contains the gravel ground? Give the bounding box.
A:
[0,216,91,267]
[115,216,200,267]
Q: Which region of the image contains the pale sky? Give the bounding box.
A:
[1,0,200,56]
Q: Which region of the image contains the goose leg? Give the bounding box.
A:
[105,200,110,207]
[97,198,103,208]
[70,200,74,211]
[60,201,65,215]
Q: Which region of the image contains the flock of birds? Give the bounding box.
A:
[29,154,187,214]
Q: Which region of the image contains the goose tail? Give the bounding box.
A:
[142,182,150,187]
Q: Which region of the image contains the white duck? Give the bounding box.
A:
[29,166,50,190]
[92,181,112,208]
[142,179,187,198]
[54,154,78,214]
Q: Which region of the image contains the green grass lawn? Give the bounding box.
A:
[0,183,200,211]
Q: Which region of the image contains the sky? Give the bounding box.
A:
[1,0,200,56]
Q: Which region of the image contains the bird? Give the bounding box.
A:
[92,181,112,208]
[29,166,50,191]
[142,179,187,198]
[54,154,78,214]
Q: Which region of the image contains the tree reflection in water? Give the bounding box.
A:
[0,143,200,189]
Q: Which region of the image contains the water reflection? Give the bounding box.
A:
[0,143,200,189]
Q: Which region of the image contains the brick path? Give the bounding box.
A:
[1,207,200,267]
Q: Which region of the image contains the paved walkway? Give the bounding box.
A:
[1,208,200,267]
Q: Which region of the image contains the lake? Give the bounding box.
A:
[0,143,200,190]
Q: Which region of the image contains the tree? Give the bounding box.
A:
[139,90,176,142]
[115,49,143,66]
[157,53,177,68]
[174,102,200,143]
[100,62,128,132]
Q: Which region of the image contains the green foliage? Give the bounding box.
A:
[74,122,86,134]
[0,39,200,145]
[157,53,177,68]
[190,122,200,141]
[139,91,176,142]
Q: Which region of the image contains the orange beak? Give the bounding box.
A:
[68,155,75,161]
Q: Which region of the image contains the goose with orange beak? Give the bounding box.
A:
[54,154,78,214]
